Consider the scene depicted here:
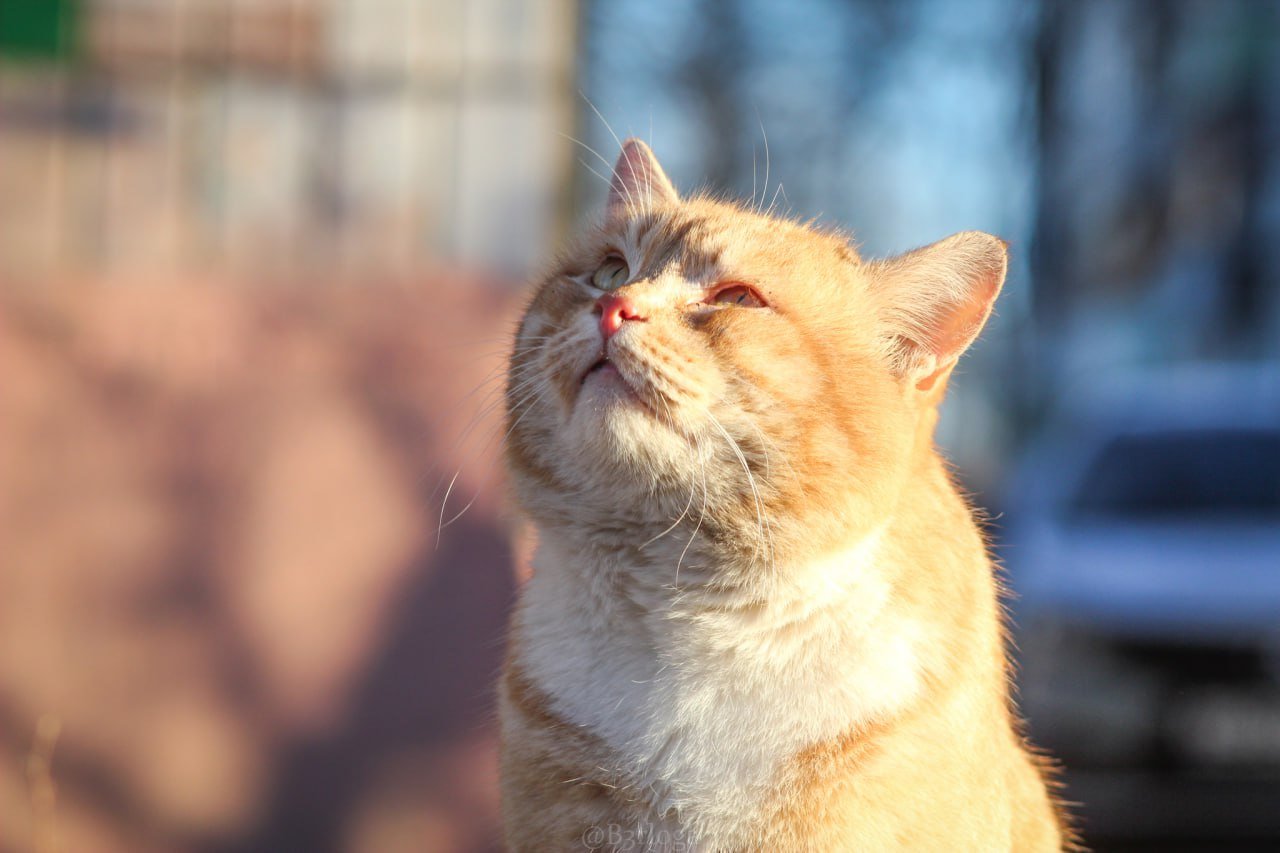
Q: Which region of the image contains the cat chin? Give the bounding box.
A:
[569,405,677,455]
[564,396,696,483]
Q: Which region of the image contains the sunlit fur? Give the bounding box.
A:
[499,140,1071,851]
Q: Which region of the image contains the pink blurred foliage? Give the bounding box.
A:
[0,273,524,853]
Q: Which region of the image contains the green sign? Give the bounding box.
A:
[0,0,81,62]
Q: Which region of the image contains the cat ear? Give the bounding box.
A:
[607,138,678,216]
[871,231,1007,392]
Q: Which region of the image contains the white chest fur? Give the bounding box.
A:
[516,529,924,848]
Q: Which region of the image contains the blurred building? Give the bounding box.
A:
[2,4,578,852]
[0,0,578,277]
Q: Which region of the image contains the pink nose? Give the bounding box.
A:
[595,293,646,340]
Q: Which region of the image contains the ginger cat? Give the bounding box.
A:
[498,140,1071,851]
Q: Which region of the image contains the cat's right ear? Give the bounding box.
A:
[607,139,678,217]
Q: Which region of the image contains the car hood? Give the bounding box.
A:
[1009,518,1280,641]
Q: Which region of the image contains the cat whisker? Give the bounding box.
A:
[436,382,552,545]
[407,361,537,512]
[425,346,546,432]
[730,403,804,497]
[431,370,545,509]
[708,412,775,571]
[766,181,786,217]
[406,340,551,499]
[750,147,758,211]
[559,131,618,177]
[734,412,774,484]
[752,108,762,213]
[448,331,552,346]
[641,403,700,552]
[675,434,710,586]
[421,360,544,500]
[580,92,641,213]
[577,157,613,192]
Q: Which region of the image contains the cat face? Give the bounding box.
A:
[505,140,1006,569]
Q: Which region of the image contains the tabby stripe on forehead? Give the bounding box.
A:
[634,214,719,278]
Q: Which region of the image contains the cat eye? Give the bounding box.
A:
[708,283,766,308]
[592,255,631,291]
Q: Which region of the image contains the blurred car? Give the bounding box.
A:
[1001,364,1280,851]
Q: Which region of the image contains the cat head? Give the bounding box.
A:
[505,139,1005,570]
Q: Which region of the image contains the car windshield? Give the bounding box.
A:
[1072,429,1280,519]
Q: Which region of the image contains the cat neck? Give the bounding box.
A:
[512,517,936,845]
[544,512,889,614]
[511,450,1008,842]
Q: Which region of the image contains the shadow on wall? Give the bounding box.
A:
[0,276,522,853]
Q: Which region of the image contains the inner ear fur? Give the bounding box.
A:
[869,231,1008,391]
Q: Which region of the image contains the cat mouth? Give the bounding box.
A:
[579,355,658,415]
[581,356,615,384]
[580,357,631,395]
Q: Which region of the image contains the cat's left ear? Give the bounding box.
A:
[870,231,1008,392]
[607,138,678,217]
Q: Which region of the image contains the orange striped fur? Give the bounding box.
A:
[498,140,1071,851]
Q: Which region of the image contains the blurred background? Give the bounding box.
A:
[1,1,1277,851]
